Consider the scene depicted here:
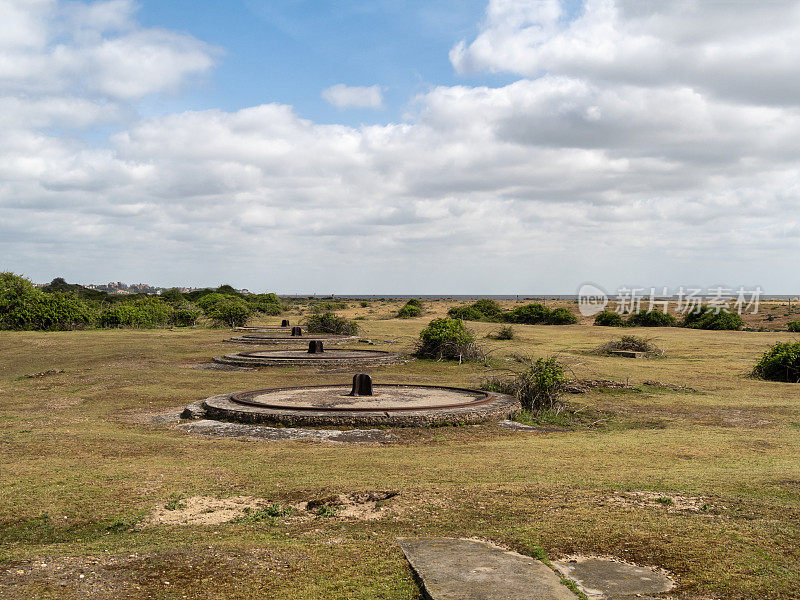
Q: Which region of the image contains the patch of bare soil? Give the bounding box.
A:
[605,491,721,513]
[0,547,294,600]
[142,491,400,527]
[41,397,83,410]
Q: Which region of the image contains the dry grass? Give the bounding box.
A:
[1,302,800,599]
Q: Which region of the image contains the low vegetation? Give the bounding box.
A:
[0,273,287,330]
[397,299,422,318]
[481,356,567,412]
[787,320,800,332]
[593,311,625,327]
[627,309,676,327]
[494,325,515,340]
[682,306,744,330]
[305,312,359,336]
[752,342,800,382]
[449,300,579,325]
[415,318,483,361]
[594,335,664,357]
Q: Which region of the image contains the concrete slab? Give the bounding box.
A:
[553,556,675,599]
[399,538,577,600]
[179,420,395,443]
[608,350,646,358]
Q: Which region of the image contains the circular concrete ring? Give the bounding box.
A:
[201,384,520,427]
[213,348,406,368]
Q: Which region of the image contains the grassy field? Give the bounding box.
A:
[1,299,799,599]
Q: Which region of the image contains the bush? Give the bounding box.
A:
[448,299,503,321]
[682,306,744,330]
[247,294,283,315]
[505,303,551,324]
[752,342,800,382]
[196,293,228,312]
[594,311,624,327]
[160,288,185,303]
[482,356,566,412]
[416,318,482,361]
[447,305,485,321]
[206,297,250,327]
[495,325,514,340]
[627,310,676,327]
[548,307,578,325]
[594,335,663,356]
[310,300,348,312]
[0,273,95,330]
[216,284,242,297]
[787,321,800,332]
[306,312,358,335]
[170,302,202,327]
[397,299,422,318]
[99,297,172,328]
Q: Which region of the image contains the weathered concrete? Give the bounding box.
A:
[179,419,395,442]
[553,557,675,599]
[225,334,359,345]
[212,348,406,368]
[199,384,520,427]
[608,350,646,358]
[399,538,577,600]
[498,419,567,433]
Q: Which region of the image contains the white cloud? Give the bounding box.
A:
[322,84,384,109]
[1,0,799,292]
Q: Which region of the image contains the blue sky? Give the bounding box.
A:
[136,0,512,125]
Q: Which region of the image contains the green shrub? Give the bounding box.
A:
[160,288,185,303]
[594,311,624,327]
[306,312,358,335]
[206,297,250,327]
[482,356,566,412]
[448,299,503,321]
[787,321,800,332]
[505,303,551,324]
[447,305,485,321]
[683,306,744,330]
[627,310,676,327]
[35,292,96,330]
[416,318,482,361]
[0,273,95,330]
[99,297,173,328]
[216,284,242,297]
[247,294,283,315]
[547,307,578,325]
[397,299,422,318]
[196,293,228,312]
[170,302,202,327]
[752,342,800,382]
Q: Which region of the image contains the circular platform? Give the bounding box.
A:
[234,325,306,332]
[214,348,405,368]
[200,382,519,426]
[225,333,359,345]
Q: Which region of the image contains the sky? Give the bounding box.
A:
[1,0,799,294]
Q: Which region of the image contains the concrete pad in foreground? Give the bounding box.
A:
[399,538,577,600]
